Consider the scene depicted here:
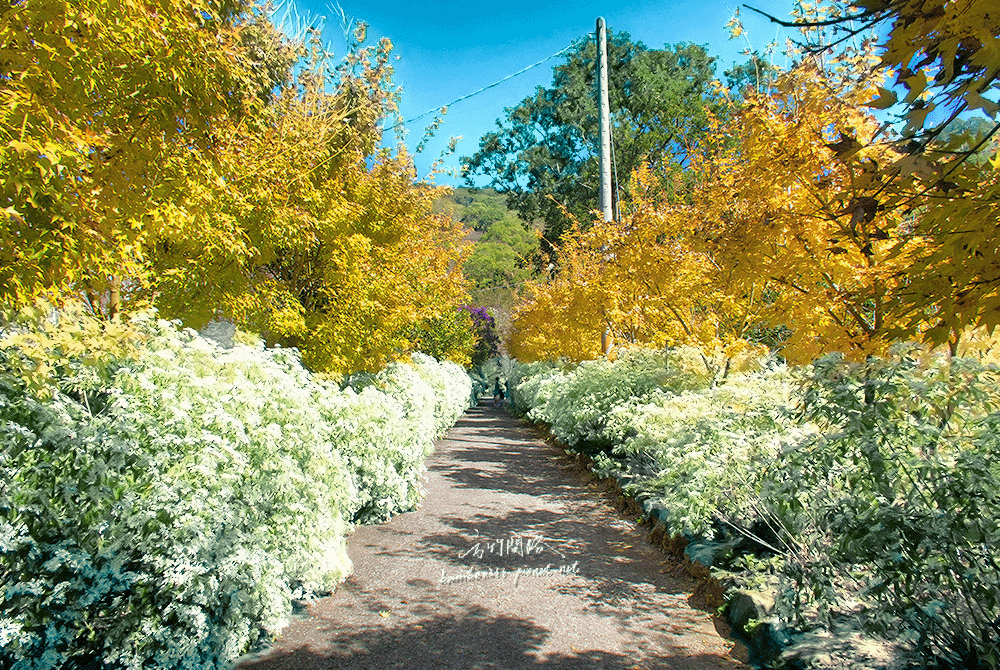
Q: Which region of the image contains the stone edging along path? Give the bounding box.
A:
[236,403,750,670]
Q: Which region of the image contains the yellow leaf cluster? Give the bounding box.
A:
[2,5,472,374]
[0,297,137,398]
[872,0,1000,129]
[510,164,731,363]
[511,52,939,366]
[0,0,251,310]
[693,63,920,363]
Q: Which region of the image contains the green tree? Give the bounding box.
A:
[464,243,530,291]
[409,308,476,368]
[480,218,539,259]
[724,53,780,98]
[461,199,506,232]
[462,30,720,244]
[463,216,540,294]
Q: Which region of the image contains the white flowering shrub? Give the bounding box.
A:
[112,320,358,590]
[321,384,426,525]
[350,361,437,451]
[349,354,471,444]
[338,354,470,525]
[764,351,1000,668]
[605,366,805,536]
[1,309,470,670]
[519,347,720,450]
[513,345,1000,668]
[512,349,799,535]
[507,360,562,416]
[409,353,473,438]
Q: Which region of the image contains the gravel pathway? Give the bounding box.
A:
[235,403,748,670]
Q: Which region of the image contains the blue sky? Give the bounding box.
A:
[288,0,801,186]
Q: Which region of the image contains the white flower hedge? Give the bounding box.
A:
[509,346,1000,668]
[0,311,470,670]
[508,346,801,536]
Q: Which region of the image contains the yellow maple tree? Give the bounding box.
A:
[3,6,471,374]
[753,0,1000,351]
[691,55,928,363]
[511,47,934,366]
[509,164,739,364]
[141,30,470,373]
[0,0,255,314]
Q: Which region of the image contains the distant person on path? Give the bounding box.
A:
[493,377,505,406]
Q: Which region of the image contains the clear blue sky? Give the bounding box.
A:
[288,0,800,186]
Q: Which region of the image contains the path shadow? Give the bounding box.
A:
[413,506,710,628]
[236,401,743,670]
[239,605,730,670]
[433,410,582,498]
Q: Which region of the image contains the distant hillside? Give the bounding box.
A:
[434,187,520,234]
[435,187,542,353]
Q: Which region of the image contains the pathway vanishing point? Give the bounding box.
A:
[236,402,749,670]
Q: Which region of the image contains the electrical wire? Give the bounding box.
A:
[382,44,575,133]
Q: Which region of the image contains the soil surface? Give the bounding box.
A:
[235,402,749,670]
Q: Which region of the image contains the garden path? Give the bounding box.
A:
[235,402,748,670]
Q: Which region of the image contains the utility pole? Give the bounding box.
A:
[596,17,613,224]
[596,17,614,357]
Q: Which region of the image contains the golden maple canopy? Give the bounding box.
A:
[510,0,1000,365]
[2,2,472,374]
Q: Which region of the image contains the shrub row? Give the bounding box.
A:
[509,346,1000,669]
[0,308,470,670]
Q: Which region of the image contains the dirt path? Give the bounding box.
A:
[236,403,748,670]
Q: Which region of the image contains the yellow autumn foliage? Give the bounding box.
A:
[144,35,471,373]
[511,52,932,366]
[510,164,758,365]
[0,0,253,312]
[0,297,137,398]
[3,5,472,374]
[693,60,924,363]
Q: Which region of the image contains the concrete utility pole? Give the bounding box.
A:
[596,17,614,357]
[596,17,613,224]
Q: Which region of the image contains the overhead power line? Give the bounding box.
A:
[383,44,575,133]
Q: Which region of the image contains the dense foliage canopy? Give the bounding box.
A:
[755,0,1000,347]
[505,0,1000,365]
[2,1,472,374]
[462,30,720,245]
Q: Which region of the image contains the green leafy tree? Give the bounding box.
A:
[461,199,506,232]
[724,53,780,98]
[464,218,540,289]
[463,215,541,352]
[480,218,540,258]
[462,31,720,244]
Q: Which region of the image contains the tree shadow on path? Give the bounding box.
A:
[235,402,746,670]
[239,604,731,670]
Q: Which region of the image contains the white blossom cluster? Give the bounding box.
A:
[1,313,471,669]
[510,347,809,536]
[513,347,718,447]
